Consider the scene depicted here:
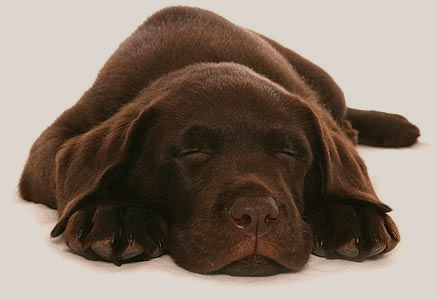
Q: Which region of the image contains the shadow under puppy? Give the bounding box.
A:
[20,6,420,276]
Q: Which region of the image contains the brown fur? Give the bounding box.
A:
[20,6,419,276]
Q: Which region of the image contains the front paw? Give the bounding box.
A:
[309,204,400,260]
[63,204,167,265]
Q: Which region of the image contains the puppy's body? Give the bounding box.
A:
[20,7,419,276]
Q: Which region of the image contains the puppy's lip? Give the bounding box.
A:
[209,253,290,276]
[203,237,299,275]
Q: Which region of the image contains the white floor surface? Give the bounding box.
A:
[1,1,436,298]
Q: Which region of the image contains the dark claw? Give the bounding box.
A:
[312,239,327,257]
[150,240,164,258]
[77,228,86,240]
[112,259,123,267]
[127,233,134,243]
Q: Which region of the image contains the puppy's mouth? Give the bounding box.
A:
[169,214,312,276]
[211,253,289,276]
[204,234,301,276]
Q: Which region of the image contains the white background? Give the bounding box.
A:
[1,0,436,298]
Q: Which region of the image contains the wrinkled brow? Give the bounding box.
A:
[179,125,223,150]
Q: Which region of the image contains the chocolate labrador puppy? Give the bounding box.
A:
[20,6,420,276]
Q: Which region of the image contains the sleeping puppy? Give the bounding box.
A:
[19,6,420,276]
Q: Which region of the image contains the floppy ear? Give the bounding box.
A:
[50,102,159,237]
[308,106,391,213]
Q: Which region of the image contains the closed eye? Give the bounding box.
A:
[180,149,212,161]
[265,128,305,160]
[180,149,202,156]
[276,149,302,159]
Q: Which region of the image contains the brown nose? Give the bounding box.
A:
[230,197,279,237]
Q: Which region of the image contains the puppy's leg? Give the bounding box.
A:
[19,126,73,209]
[346,108,420,147]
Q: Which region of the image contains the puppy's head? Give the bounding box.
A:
[53,62,388,276]
[129,63,318,275]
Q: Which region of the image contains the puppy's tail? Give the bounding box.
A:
[345,108,420,147]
